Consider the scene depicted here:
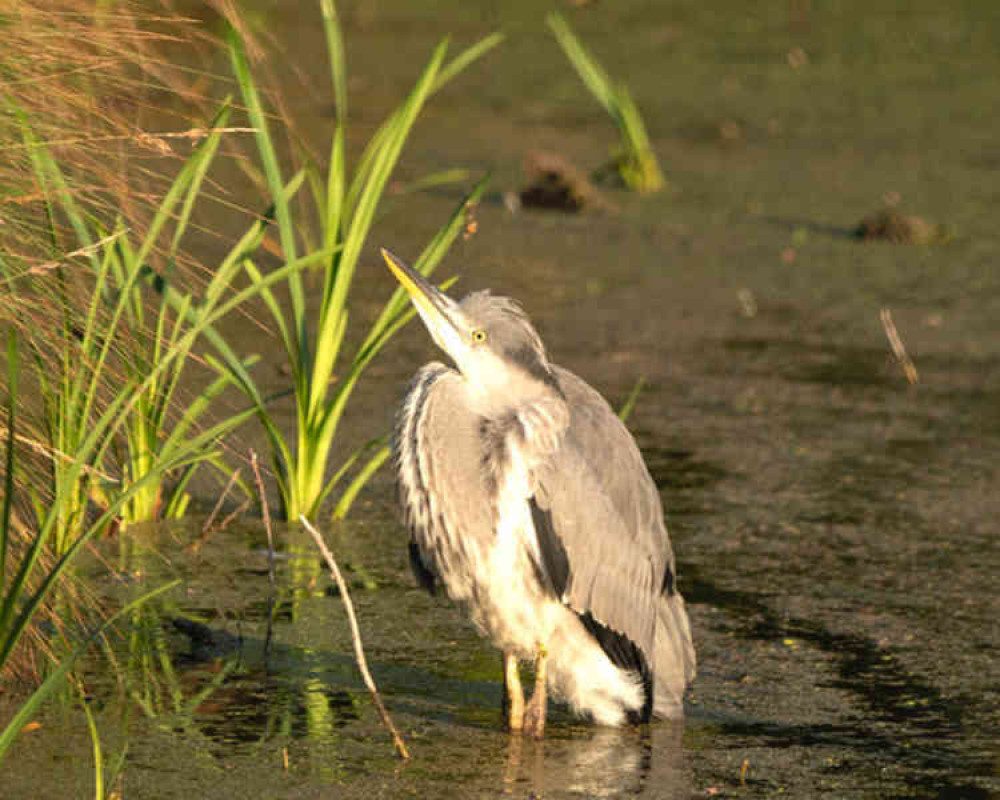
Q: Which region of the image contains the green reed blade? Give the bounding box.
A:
[547,12,664,193]
[309,41,447,425]
[228,28,304,341]
[331,441,390,520]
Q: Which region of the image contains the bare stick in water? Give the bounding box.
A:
[189,467,243,554]
[250,451,277,590]
[299,514,410,760]
[251,451,279,658]
[880,308,919,384]
[200,468,241,534]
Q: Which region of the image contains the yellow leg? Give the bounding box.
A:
[503,651,524,732]
[523,642,548,738]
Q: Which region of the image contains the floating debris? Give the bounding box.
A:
[855,210,949,244]
[737,288,758,318]
[880,308,919,385]
[518,150,610,213]
[786,46,809,69]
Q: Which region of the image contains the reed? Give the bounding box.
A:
[4,101,267,544]
[212,4,500,522]
[547,13,665,194]
[0,331,183,762]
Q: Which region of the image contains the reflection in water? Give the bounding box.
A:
[91,523,695,798]
[502,722,686,798]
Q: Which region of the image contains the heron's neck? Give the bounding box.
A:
[461,367,568,437]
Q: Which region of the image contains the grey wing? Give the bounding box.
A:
[393,363,494,599]
[532,367,677,666]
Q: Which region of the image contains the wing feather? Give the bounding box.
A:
[394,361,694,708]
[532,367,673,662]
[393,363,494,601]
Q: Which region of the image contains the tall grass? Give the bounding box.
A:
[0,191,328,759]
[0,5,246,750]
[4,100,266,546]
[211,5,500,521]
[547,13,665,194]
[0,1,222,269]
[1,75,329,738]
[0,226,324,633]
[0,1,261,541]
[0,330,183,762]
[4,1,499,528]
[0,218,325,747]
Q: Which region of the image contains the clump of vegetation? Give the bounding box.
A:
[0,0,499,764]
[0,330,181,762]
[547,12,665,194]
[6,100,272,547]
[215,4,499,522]
[1,6,249,722]
[855,209,951,244]
[1,1,250,543]
[518,150,608,213]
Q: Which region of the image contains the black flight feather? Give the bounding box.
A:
[529,497,570,598]
[660,562,676,596]
[578,611,654,724]
[409,539,437,595]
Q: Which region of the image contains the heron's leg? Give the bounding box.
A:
[503,651,524,731]
[523,642,548,738]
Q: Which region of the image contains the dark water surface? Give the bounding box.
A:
[4,1,999,797]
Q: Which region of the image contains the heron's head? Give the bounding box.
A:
[382,249,557,399]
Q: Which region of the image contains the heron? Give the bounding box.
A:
[383,248,695,737]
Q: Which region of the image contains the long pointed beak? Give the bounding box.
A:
[381,248,465,350]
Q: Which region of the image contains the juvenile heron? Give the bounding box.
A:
[383,249,695,737]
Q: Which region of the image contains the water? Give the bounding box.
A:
[3,1,999,797]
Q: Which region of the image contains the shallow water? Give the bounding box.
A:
[4,1,1000,797]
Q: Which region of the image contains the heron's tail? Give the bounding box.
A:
[652,592,696,718]
[546,608,645,726]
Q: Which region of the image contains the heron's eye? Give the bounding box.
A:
[471,329,487,344]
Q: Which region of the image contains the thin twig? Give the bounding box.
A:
[200,468,241,535]
[299,514,411,760]
[216,499,250,533]
[26,230,128,275]
[880,308,919,384]
[189,468,244,554]
[6,127,258,152]
[250,451,279,660]
[250,451,276,591]
[0,428,118,482]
